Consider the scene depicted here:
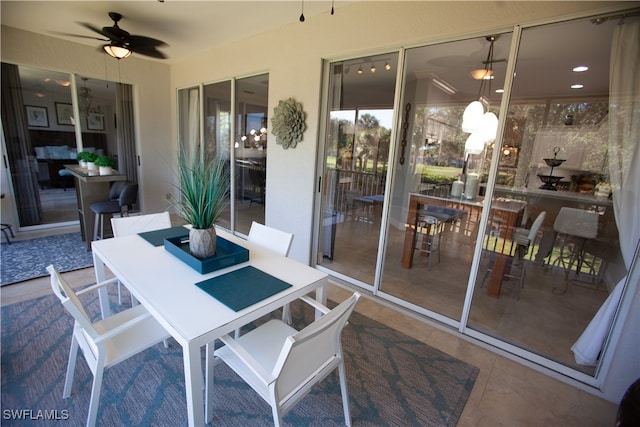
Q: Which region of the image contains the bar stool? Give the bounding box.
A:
[1,223,14,244]
[415,213,443,270]
[90,182,138,240]
[481,211,546,299]
[552,207,599,275]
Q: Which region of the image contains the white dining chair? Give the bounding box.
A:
[110,211,172,237]
[248,221,295,324]
[481,211,546,299]
[206,292,360,427]
[110,211,172,305]
[247,221,293,257]
[47,265,170,427]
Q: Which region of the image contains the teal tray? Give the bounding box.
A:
[164,235,249,274]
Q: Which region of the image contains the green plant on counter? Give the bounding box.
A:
[94,155,116,168]
[77,151,97,162]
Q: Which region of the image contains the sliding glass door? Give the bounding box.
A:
[315,11,638,383]
[317,53,398,286]
[465,16,627,377]
[1,64,134,228]
[379,34,512,324]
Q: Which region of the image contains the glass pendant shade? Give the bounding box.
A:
[104,44,132,59]
[464,132,485,154]
[479,112,498,144]
[462,101,484,133]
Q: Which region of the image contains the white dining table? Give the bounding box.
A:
[91,227,328,426]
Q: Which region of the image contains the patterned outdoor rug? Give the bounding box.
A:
[1,290,479,426]
[0,233,93,286]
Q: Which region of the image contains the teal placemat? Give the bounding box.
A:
[138,226,189,246]
[195,266,292,311]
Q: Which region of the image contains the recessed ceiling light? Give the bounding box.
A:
[495,89,504,94]
[571,84,584,89]
[573,66,589,72]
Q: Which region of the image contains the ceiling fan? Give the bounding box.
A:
[78,12,168,60]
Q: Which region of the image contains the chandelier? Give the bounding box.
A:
[240,127,268,149]
[78,78,102,117]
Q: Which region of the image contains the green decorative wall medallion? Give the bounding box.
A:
[270,98,306,149]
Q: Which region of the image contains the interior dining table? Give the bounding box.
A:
[91,226,328,426]
[401,192,526,269]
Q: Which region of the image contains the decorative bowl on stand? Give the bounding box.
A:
[543,158,565,168]
[538,146,566,191]
[538,174,564,190]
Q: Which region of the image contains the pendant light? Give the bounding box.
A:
[462,36,499,147]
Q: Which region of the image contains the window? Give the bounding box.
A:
[178,73,268,235]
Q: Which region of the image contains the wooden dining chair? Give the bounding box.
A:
[248,221,295,323]
[47,265,171,427]
[206,292,360,427]
[110,211,172,305]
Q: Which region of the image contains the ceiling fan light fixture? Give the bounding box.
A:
[104,44,132,59]
[470,69,493,80]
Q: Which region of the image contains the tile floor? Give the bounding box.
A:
[1,266,619,426]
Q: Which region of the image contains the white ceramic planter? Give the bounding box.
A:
[99,166,113,175]
[87,162,97,171]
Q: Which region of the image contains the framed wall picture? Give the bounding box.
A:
[87,113,105,131]
[55,102,74,125]
[25,106,48,127]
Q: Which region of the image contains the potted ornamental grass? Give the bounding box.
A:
[94,155,116,175]
[172,150,230,258]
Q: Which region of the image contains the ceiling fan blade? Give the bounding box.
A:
[52,30,108,42]
[79,22,112,40]
[128,35,168,48]
[128,44,168,59]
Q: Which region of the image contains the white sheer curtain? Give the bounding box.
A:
[187,87,200,160]
[572,18,640,365]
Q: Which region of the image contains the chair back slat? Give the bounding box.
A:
[47,265,99,339]
[111,212,172,237]
[248,221,293,256]
[528,211,546,242]
[273,293,359,399]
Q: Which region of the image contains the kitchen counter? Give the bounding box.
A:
[493,185,612,207]
[66,165,127,249]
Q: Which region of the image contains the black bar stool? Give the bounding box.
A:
[90,182,138,240]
